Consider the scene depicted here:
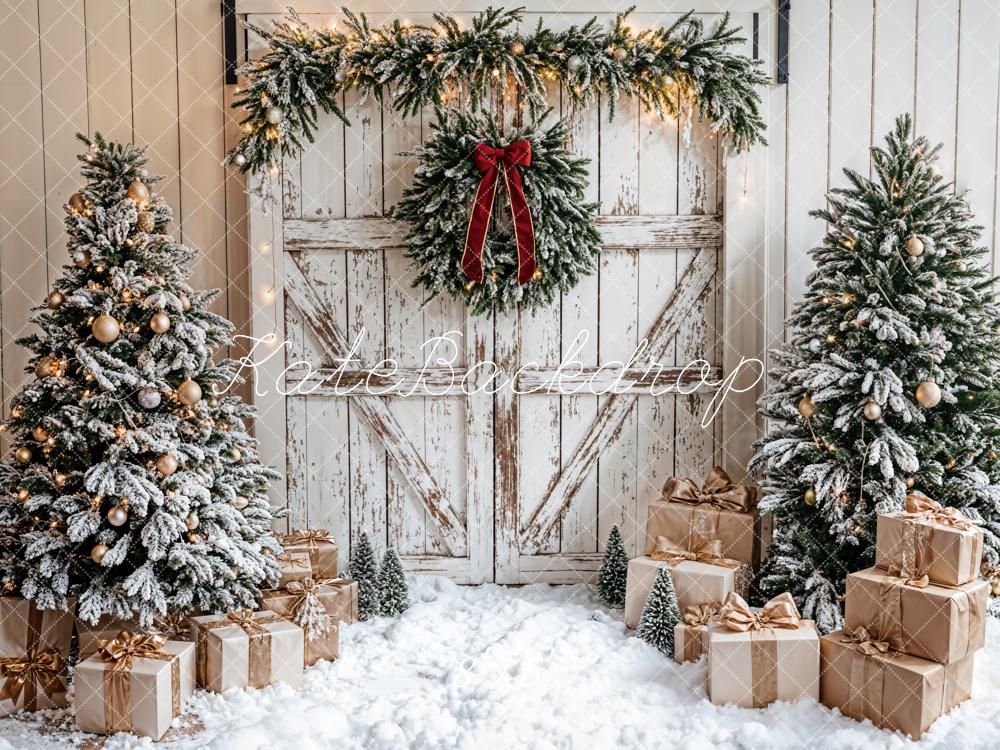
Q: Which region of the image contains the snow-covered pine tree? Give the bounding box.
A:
[0,134,284,625]
[637,567,681,656]
[349,532,380,620]
[751,114,1000,630]
[378,546,410,617]
[596,525,628,607]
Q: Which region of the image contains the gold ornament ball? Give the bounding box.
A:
[127,179,150,207]
[68,192,87,214]
[149,310,171,334]
[613,46,628,61]
[46,290,65,309]
[156,453,178,476]
[91,543,109,564]
[863,401,883,420]
[804,487,817,506]
[992,579,1000,596]
[31,426,49,442]
[232,153,247,169]
[906,235,924,257]
[916,380,942,408]
[136,211,155,233]
[233,496,249,510]
[14,446,32,464]
[509,40,525,55]
[185,513,200,530]
[179,294,191,312]
[177,378,202,406]
[35,356,56,379]
[107,506,128,527]
[798,395,817,418]
[73,249,91,268]
[265,106,284,125]
[228,448,242,462]
[92,314,121,344]
[566,54,583,71]
[188,533,203,544]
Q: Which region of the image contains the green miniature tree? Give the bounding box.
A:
[637,567,681,656]
[348,532,380,620]
[596,525,628,607]
[378,546,410,617]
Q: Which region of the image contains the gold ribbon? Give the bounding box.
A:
[194,611,284,689]
[0,649,65,711]
[662,467,757,513]
[649,536,745,572]
[151,611,190,640]
[285,578,337,640]
[903,492,974,531]
[678,604,717,663]
[283,529,333,551]
[842,625,892,656]
[681,603,718,628]
[887,520,933,588]
[96,631,180,733]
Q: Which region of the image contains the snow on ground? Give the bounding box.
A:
[1,575,998,750]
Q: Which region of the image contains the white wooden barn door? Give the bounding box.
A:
[245,2,768,583]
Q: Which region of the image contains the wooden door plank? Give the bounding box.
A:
[85,0,133,142]
[829,0,874,183]
[284,254,468,555]
[465,304,494,583]
[872,0,917,150]
[915,0,960,178]
[521,247,717,550]
[494,303,520,582]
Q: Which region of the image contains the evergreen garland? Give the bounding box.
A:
[378,546,410,616]
[228,6,768,178]
[349,532,380,620]
[395,109,599,314]
[596,525,628,607]
[637,567,681,656]
[750,115,1000,630]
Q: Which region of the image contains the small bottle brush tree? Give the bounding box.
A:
[0,134,284,625]
[637,567,681,656]
[378,546,410,616]
[349,532,380,620]
[596,525,628,607]
[751,115,1000,631]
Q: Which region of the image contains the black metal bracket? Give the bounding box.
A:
[752,12,759,60]
[223,0,238,85]
[777,0,790,84]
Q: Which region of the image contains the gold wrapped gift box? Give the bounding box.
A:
[874,493,983,587]
[0,597,73,715]
[844,567,987,665]
[260,578,347,666]
[283,529,339,580]
[189,610,303,693]
[820,629,974,740]
[74,632,195,741]
[673,604,717,664]
[275,549,313,589]
[707,593,819,709]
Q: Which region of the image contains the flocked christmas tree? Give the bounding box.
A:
[637,568,681,656]
[751,115,1000,630]
[0,134,284,625]
[596,525,628,607]
[378,546,410,617]
[349,532,380,620]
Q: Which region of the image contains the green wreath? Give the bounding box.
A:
[394,109,600,315]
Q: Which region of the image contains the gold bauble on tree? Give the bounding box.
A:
[46,290,65,309]
[509,40,525,55]
[73,249,91,268]
[35,356,56,379]
[14,446,32,464]
[68,192,87,214]
[179,294,191,312]
[797,395,817,418]
[863,401,883,420]
[906,235,924,257]
[31,426,49,442]
[185,513,200,530]
[107,506,128,527]
[90,543,109,564]
[126,179,150,207]
[915,380,942,408]
[233,496,249,510]
[92,314,121,343]
[149,310,171,334]
[136,211,155,233]
[156,453,178,476]
[804,487,817,506]
[992,579,1000,597]
[613,46,628,61]
[177,378,202,406]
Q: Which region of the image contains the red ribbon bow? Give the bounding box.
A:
[462,140,537,286]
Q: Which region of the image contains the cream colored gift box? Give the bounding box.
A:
[0,597,73,715]
[673,604,718,664]
[76,614,138,659]
[74,636,195,741]
[707,593,820,709]
[282,529,339,580]
[190,610,303,692]
[624,555,749,630]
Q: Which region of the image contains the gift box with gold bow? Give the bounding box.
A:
[283,529,339,580]
[875,492,983,587]
[74,631,195,741]
[819,628,974,740]
[0,596,73,715]
[260,578,344,666]
[275,549,313,589]
[189,610,303,692]
[844,567,987,665]
[648,467,761,566]
[707,592,819,708]
[624,540,750,630]
[673,604,718,664]
[76,614,140,659]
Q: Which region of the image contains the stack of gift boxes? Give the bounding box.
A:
[0,528,358,741]
[819,492,987,739]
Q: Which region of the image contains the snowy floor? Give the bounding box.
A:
[1,575,998,750]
